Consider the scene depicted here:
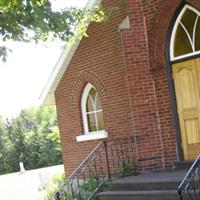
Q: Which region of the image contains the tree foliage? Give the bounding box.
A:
[0,0,111,61]
[0,106,62,175]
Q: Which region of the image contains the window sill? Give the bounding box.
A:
[76,131,108,142]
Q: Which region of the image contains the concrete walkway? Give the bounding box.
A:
[0,165,64,200]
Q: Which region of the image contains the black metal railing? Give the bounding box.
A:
[50,137,136,200]
[178,154,200,200]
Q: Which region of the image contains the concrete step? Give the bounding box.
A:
[109,179,179,191]
[98,190,179,200]
[174,161,193,170]
[97,170,186,200]
[109,170,186,191]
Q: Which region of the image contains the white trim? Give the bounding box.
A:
[171,50,200,62]
[193,16,199,48]
[81,83,105,134]
[40,36,82,105]
[86,110,102,114]
[170,5,200,61]
[40,0,103,105]
[82,83,93,134]
[76,131,108,142]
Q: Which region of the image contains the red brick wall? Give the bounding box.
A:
[119,0,166,171]
[55,0,135,175]
[146,0,182,169]
[55,0,200,175]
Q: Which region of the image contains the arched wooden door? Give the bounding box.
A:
[171,5,200,160]
[173,59,200,160]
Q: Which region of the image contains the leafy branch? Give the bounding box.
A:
[0,0,116,61]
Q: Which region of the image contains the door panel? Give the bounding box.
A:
[185,118,199,144]
[178,67,197,108]
[173,58,200,160]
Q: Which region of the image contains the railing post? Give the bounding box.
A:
[104,141,111,181]
[178,190,183,200]
[55,192,60,200]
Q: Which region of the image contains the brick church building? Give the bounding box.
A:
[41,0,200,175]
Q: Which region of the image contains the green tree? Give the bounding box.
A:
[23,106,62,169]
[0,0,110,61]
[0,117,12,173]
[5,114,30,172]
[0,106,62,174]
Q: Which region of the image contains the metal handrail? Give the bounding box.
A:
[178,154,200,200]
[57,141,108,199]
[67,142,107,181]
[51,137,136,200]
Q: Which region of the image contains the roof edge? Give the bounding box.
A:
[40,0,103,105]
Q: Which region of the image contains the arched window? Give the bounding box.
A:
[82,83,104,134]
[170,5,200,61]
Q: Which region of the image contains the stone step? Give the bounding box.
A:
[109,180,179,191]
[108,170,186,191]
[174,161,193,170]
[97,170,186,200]
[98,190,179,200]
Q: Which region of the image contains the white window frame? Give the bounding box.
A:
[170,5,200,61]
[76,83,107,142]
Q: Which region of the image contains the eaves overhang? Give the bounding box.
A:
[40,0,103,105]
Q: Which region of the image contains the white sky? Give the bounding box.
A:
[0,0,88,118]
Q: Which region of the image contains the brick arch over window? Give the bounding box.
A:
[71,70,107,107]
[149,0,200,70]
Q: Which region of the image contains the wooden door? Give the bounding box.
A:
[173,58,200,160]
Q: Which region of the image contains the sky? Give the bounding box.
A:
[0,0,88,118]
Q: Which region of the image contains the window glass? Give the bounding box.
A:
[195,19,200,51]
[87,113,97,132]
[95,93,102,110]
[83,84,105,133]
[172,7,200,59]
[86,96,94,112]
[96,112,104,130]
[181,9,197,39]
[89,88,96,99]
[174,25,193,57]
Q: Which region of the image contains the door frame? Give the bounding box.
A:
[165,2,200,161]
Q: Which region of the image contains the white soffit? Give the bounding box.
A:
[40,0,103,105]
